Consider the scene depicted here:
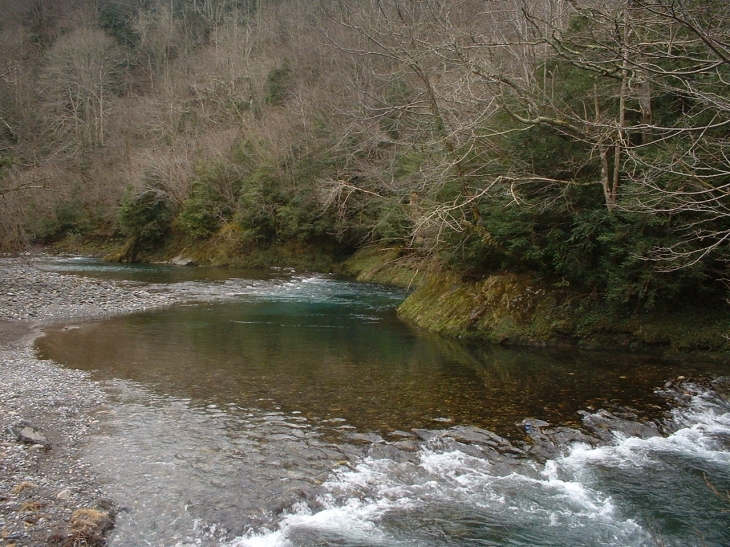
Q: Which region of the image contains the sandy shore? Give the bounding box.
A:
[0,257,181,546]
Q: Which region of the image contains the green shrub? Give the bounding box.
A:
[119,187,173,243]
[265,61,291,106]
[235,166,279,243]
[177,188,221,239]
[29,199,102,243]
[177,159,245,239]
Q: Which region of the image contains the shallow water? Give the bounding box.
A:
[34,259,730,546]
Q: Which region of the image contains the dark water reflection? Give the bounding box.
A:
[36,296,722,440]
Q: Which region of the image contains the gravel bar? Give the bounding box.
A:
[0,256,183,546]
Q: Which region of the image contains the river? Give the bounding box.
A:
[34,258,730,546]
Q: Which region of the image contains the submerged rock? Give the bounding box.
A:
[369,443,419,463]
[446,425,512,448]
[411,428,438,441]
[392,439,419,452]
[545,426,595,447]
[346,432,384,444]
[580,409,660,440]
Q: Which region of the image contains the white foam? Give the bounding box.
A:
[225,386,730,547]
[564,388,730,470]
[229,497,402,547]
[226,449,639,546]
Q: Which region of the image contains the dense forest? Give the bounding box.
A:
[1,0,729,316]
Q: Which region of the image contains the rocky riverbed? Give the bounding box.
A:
[0,256,182,547]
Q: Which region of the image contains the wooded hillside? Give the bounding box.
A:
[1,0,728,313]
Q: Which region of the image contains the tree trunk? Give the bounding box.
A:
[611,0,632,211]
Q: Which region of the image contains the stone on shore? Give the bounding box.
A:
[7,421,51,447]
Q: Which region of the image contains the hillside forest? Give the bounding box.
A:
[1,0,729,315]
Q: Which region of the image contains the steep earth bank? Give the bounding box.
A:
[398,269,730,358]
[315,246,730,357]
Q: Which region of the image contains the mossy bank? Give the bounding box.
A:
[398,269,730,358]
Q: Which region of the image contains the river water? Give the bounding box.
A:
[34,259,730,546]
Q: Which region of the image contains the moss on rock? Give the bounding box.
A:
[398,270,730,355]
[337,246,425,287]
[104,225,342,271]
[397,271,570,344]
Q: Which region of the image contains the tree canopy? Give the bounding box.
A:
[1,0,728,310]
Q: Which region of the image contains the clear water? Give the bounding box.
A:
[34,259,730,547]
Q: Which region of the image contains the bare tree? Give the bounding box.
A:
[320,0,559,247]
[132,3,184,92]
[517,0,730,268]
[320,0,730,275]
[40,27,124,153]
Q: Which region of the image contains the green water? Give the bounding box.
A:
[36,296,707,439]
[33,259,730,547]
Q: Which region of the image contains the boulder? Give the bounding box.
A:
[580,409,660,440]
[169,255,197,266]
[7,421,50,447]
[446,425,512,448]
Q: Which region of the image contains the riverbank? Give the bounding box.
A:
[0,257,182,546]
[397,270,730,358]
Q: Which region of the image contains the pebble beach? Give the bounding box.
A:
[0,256,181,546]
